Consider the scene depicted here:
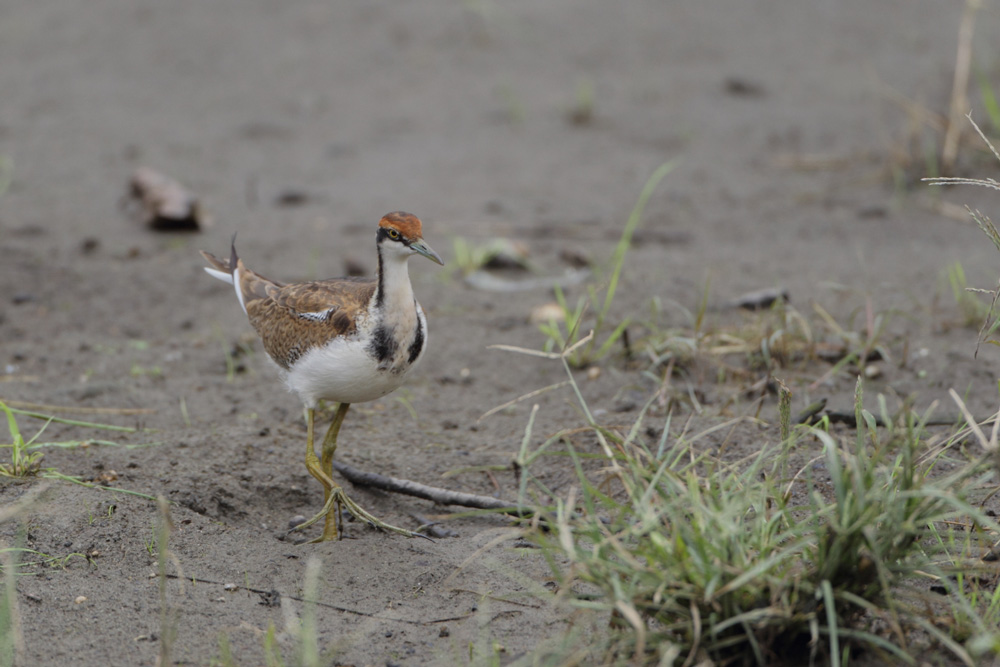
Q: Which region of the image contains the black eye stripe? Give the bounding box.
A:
[377,227,407,243]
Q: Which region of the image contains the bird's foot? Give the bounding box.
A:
[291,488,429,542]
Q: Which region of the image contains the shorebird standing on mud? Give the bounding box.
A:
[201,212,443,542]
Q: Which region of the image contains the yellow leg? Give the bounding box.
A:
[297,407,341,540]
[292,403,422,542]
[303,408,336,493]
[318,403,351,540]
[320,404,351,488]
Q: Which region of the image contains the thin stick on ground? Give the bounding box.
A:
[330,460,522,514]
[161,573,472,625]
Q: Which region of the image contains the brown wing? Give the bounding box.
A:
[203,242,375,369]
[267,277,374,315]
[244,271,376,370]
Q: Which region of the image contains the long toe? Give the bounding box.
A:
[339,493,429,540]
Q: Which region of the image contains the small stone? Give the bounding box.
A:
[74,596,87,604]
[482,240,531,270]
[864,364,882,379]
[586,366,601,381]
[724,76,766,97]
[223,583,238,592]
[288,515,306,530]
[273,189,313,208]
[558,247,591,268]
[530,302,565,324]
[438,625,450,638]
[97,470,119,484]
[727,287,789,311]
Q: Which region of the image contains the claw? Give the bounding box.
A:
[290,487,429,542]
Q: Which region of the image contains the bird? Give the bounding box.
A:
[200,211,443,542]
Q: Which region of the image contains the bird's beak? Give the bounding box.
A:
[410,239,444,265]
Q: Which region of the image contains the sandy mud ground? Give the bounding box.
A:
[3,1,1000,664]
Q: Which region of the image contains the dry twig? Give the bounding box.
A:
[331,460,522,514]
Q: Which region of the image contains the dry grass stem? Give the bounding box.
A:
[0,399,155,416]
[943,0,981,171]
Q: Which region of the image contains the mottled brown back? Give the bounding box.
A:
[200,248,376,369]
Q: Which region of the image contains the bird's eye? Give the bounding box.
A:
[388,229,400,240]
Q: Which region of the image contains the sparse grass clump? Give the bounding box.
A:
[521,352,1000,665]
[0,401,160,500]
[538,160,677,368]
[0,403,45,478]
[945,262,992,328]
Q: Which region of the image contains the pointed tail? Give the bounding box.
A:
[200,233,247,314]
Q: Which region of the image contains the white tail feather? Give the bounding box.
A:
[232,265,247,315]
[203,267,234,284]
[203,265,247,315]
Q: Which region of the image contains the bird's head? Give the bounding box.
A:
[377,211,443,265]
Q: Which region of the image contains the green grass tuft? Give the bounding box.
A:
[517,353,1000,664]
[539,160,677,368]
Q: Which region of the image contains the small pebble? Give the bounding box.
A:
[288,515,306,530]
[727,287,788,311]
[558,247,591,268]
[438,625,450,638]
[863,364,882,379]
[74,596,87,604]
[273,189,313,208]
[586,366,601,381]
[530,302,565,324]
[97,470,119,484]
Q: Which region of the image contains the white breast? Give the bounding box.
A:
[281,335,412,409]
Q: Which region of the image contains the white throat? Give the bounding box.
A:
[374,249,415,314]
